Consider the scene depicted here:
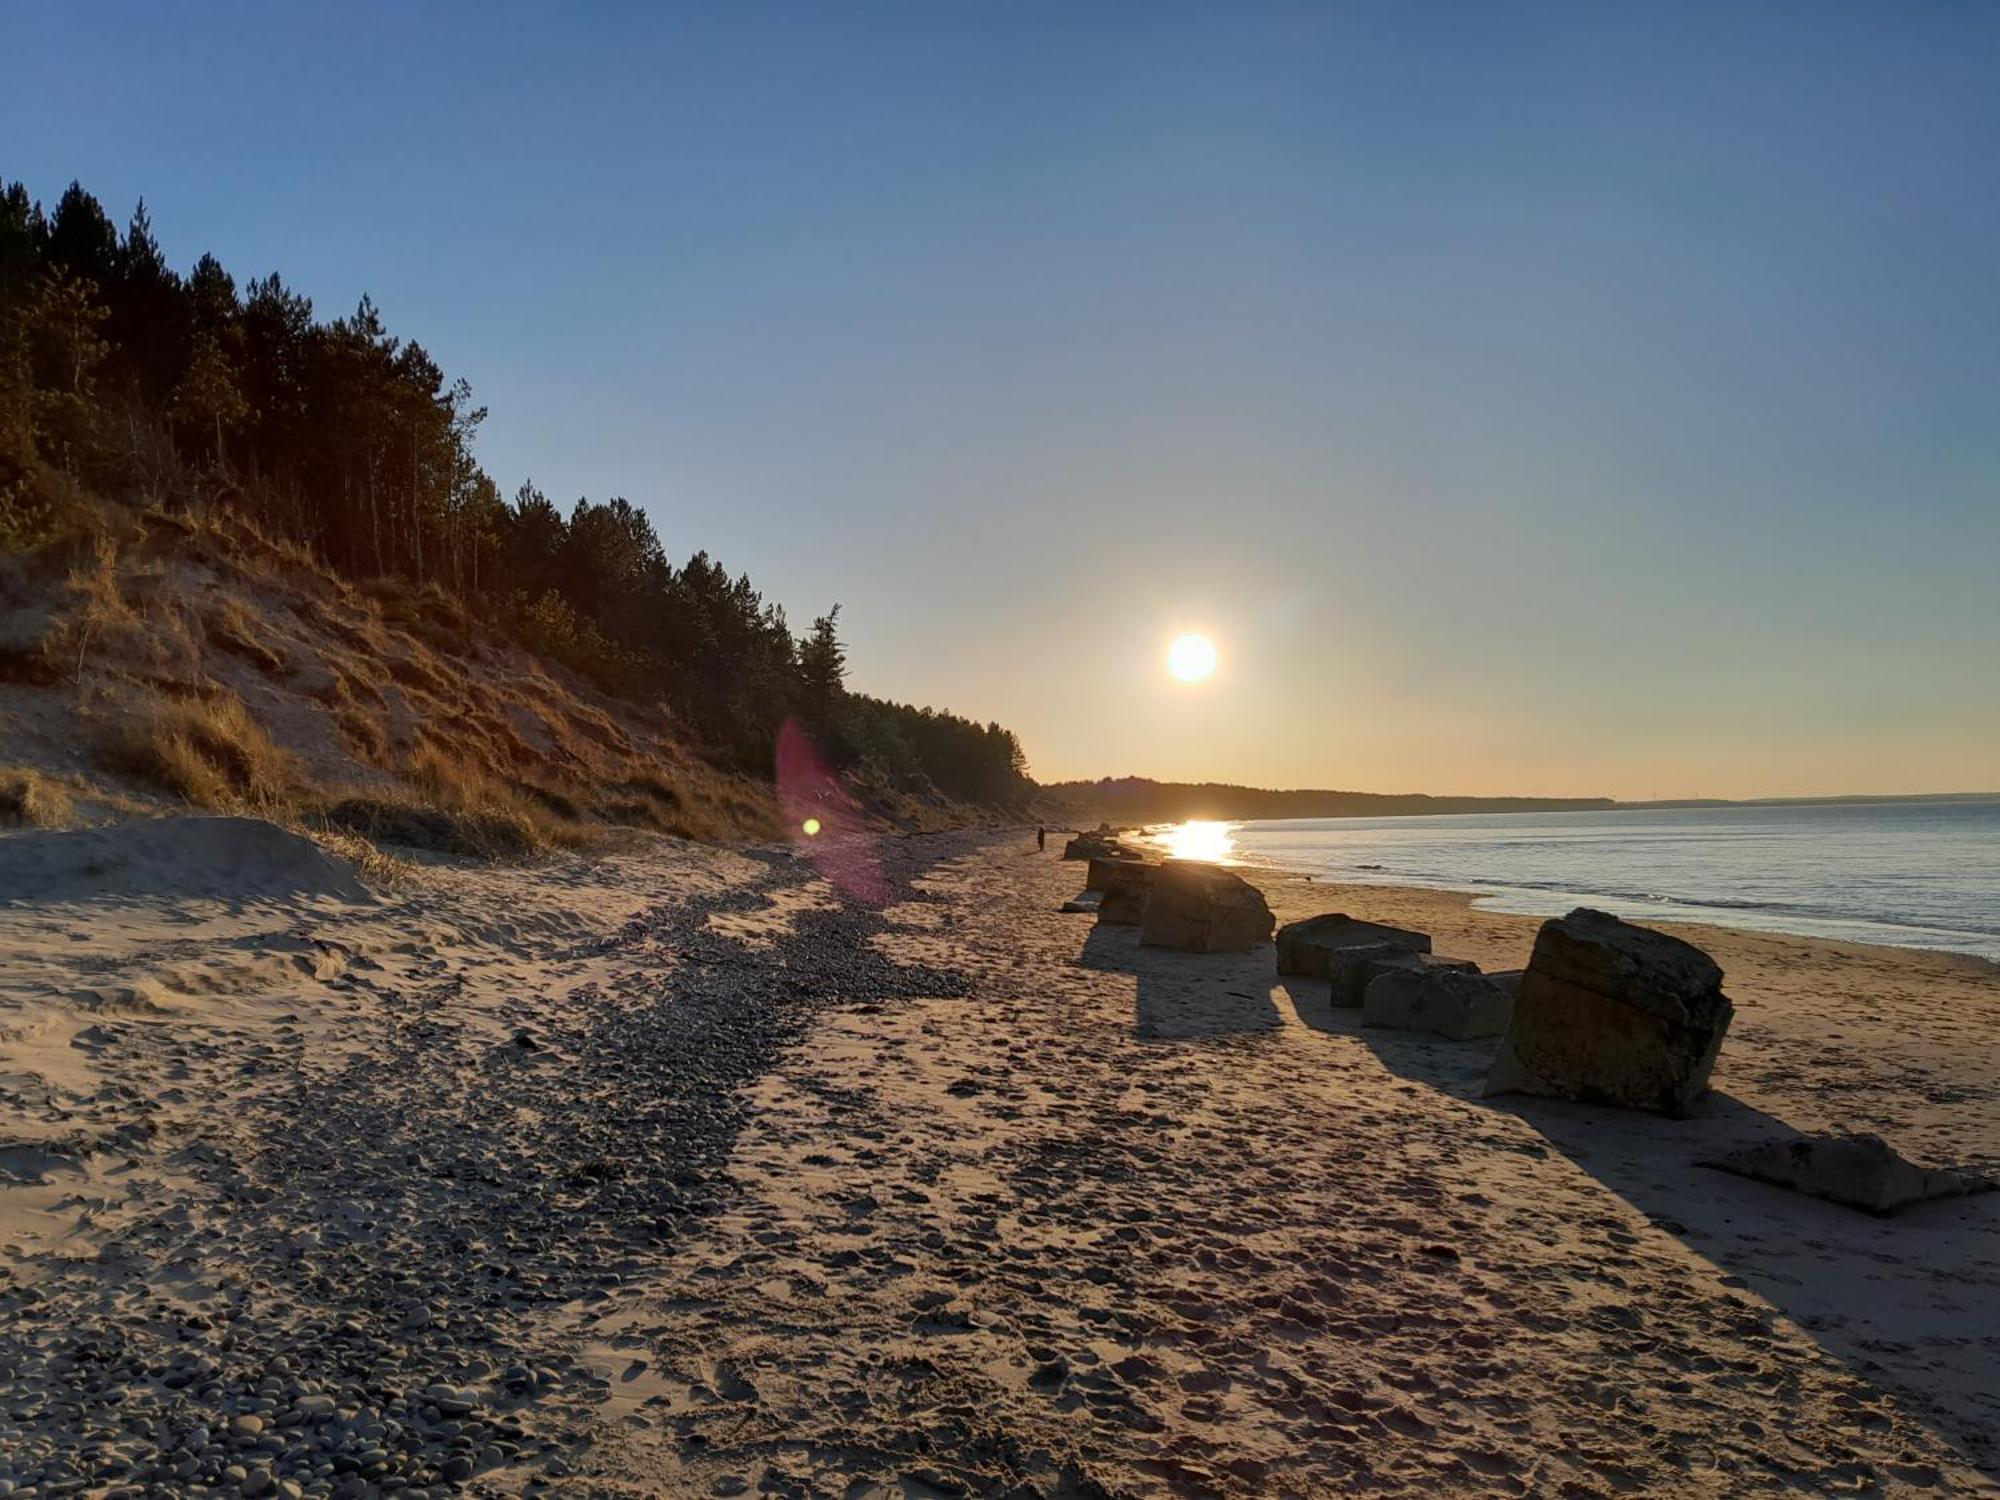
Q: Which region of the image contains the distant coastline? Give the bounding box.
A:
[1041,777,1613,824]
[1042,776,1998,825]
[1617,791,2000,810]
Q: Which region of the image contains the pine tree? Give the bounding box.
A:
[798,605,847,728]
[173,330,248,464]
[45,183,119,288]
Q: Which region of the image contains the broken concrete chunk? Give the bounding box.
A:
[1701,1132,1997,1215]
[1275,913,1430,978]
[1092,861,1157,926]
[1138,861,1274,953]
[1085,854,1148,892]
[1364,965,1514,1040]
[1485,907,1732,1116]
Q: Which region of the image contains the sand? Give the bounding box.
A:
[0,819,1995,1497]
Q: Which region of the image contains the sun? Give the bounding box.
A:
[1167,632,1218,683]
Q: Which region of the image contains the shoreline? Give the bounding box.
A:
[1236,858,2000,980]
[1113,818,2000,970]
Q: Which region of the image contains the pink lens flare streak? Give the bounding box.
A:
[776,718,888,905]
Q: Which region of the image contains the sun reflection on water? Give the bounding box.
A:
[1157,820,1236,863]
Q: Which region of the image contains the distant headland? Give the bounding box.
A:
[1043,778,1999,824]
[1040,777,1615,823]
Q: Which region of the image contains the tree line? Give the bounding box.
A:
[0,177,1030,803]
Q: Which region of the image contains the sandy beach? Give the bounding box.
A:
[2,819,1996,1498]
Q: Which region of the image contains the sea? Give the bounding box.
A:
[1145,798,2000,962]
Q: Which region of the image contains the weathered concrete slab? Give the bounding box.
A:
[1364,965,1514,1040]
[1276,913,1430,979]
[1701,1133,1997,1215]
[1332,949,1477,1008]
[1486,907,1732,1116]
[1093,861,1157,925]
[1139,861,1274,953]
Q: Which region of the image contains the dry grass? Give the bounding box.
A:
[396,740,597,857]
[55,542,150,681]
[0,766,73,827]
[303,821,417,888]
[313,796,543,861]
[371,579,475,654]
[7,499,802,860]
[570,701,633,755]
[303,595,395,661]
[97,685,298,811]
[202,595,290,676]
[333,703,391,764]
[387,660,458,708]
[317,652,389,708]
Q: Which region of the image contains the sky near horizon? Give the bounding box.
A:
[9,1,1998,800]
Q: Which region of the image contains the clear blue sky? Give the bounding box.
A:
[10,1,1997,797]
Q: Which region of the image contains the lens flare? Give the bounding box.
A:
[776,718,887,903]
[1167,633,1218,682]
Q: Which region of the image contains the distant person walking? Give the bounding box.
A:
[1037,825,1046,853]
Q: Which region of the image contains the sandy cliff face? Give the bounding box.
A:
[0,505,984,853]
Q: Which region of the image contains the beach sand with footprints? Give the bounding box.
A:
[2,819,1996,1497]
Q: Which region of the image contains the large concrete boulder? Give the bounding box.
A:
[1364,965,1514,1040]
[1085,854,1148,892]
[1138,861,1274,953]
[1093,861,1157,925]
[1063,828,1134,862]
[1699,1133,1996,1216]
[1276,913,1430,978]
[1485,908,1732,1116]
[1333,949,1477,1008]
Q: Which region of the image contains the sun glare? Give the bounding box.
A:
[1167,632,1218,683]
[1160,820,1235,863]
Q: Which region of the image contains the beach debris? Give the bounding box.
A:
[1700,1132,1998,1215]
[1485,907,1733,1116]
[1064,826,1135,861]
[1276,913,1431,988]
[1364,963,1514,1040]
[1059,893,1101,914]
[1336,950,1478,1009]
[1138,860,1275,952]
[1093,860,1158,925]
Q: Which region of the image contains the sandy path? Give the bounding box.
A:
[1,822,1995,1497]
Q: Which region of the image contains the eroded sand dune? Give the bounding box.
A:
[0,821,1995,1497]
[0,815,375,907]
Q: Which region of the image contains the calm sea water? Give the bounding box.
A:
[1165,799,2000,962]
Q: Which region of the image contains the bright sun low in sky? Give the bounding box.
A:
[1167,633,1218,684]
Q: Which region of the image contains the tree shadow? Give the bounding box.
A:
[1331,1006,2000,1480]
[1076,921,1281,1041]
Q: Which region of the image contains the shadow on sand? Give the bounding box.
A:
[1076,920,1281,1041]
[1316,983,2000,1481]
[1059,882,1999,1477]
